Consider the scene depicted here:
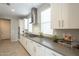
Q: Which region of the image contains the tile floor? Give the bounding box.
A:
[0,39,30,56]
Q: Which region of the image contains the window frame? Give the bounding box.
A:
[24,18,28,30]
[40,7,53,35]
[28,18,32,33]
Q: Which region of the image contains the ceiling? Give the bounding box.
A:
[0,3,42,19]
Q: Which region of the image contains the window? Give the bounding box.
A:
[28,18,32,32]
[41,8,53,35]
[24,18,32,32]
[24,18,28,29]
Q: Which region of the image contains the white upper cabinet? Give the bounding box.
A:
[68,4,79,29]
[51,3,61,29]
[51,3,79,29]
[61,4,69,29]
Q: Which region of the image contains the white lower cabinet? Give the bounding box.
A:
[35,43,62,56]
[35,43,46,56]
[22,37,27,49]
[19,36,27,49]
[26,39,34,55]
[29,41,63,56]
[19,36,63,56]
[44,47,62,56]
[26,39,37,56]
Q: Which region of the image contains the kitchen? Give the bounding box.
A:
[19,3,79,56]
[0,3,79,56]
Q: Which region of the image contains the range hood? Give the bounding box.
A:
[31,7,37,24]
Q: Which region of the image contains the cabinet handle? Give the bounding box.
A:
[59,20,60,28]
[62,20,64,28]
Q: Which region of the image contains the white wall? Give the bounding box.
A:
[19,19,24,35]
[11,18,19,41]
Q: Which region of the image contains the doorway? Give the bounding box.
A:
[0,19,11,40]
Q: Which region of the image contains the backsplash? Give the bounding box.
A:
[54,29,79,40]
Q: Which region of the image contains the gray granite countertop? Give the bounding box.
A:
[22,35,79,56]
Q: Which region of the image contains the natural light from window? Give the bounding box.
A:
[24,18,28,29]
[41,8,53,35]
[28,18,32,32]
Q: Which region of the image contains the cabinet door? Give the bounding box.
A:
[26,39,33,55]
[21,36,26,48]
[26,39,30,54]
[22,37,27,50]
[26,41,45,56]
[19,36,23,45]
[58,4,63,29]
[60,4,79,29]
[45,49,56,56]
[35,43,45,56]
[51,3,59,29]
[32,42,38,56]
[68,4,79,29]
[24,37,63,56]
[51,4,62,29]
[19,36,27,50]
[61,4,69,29]
[26,39,37,56]
[45,47,62,56]
[30,41,37,56]
[35,43,63,56]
